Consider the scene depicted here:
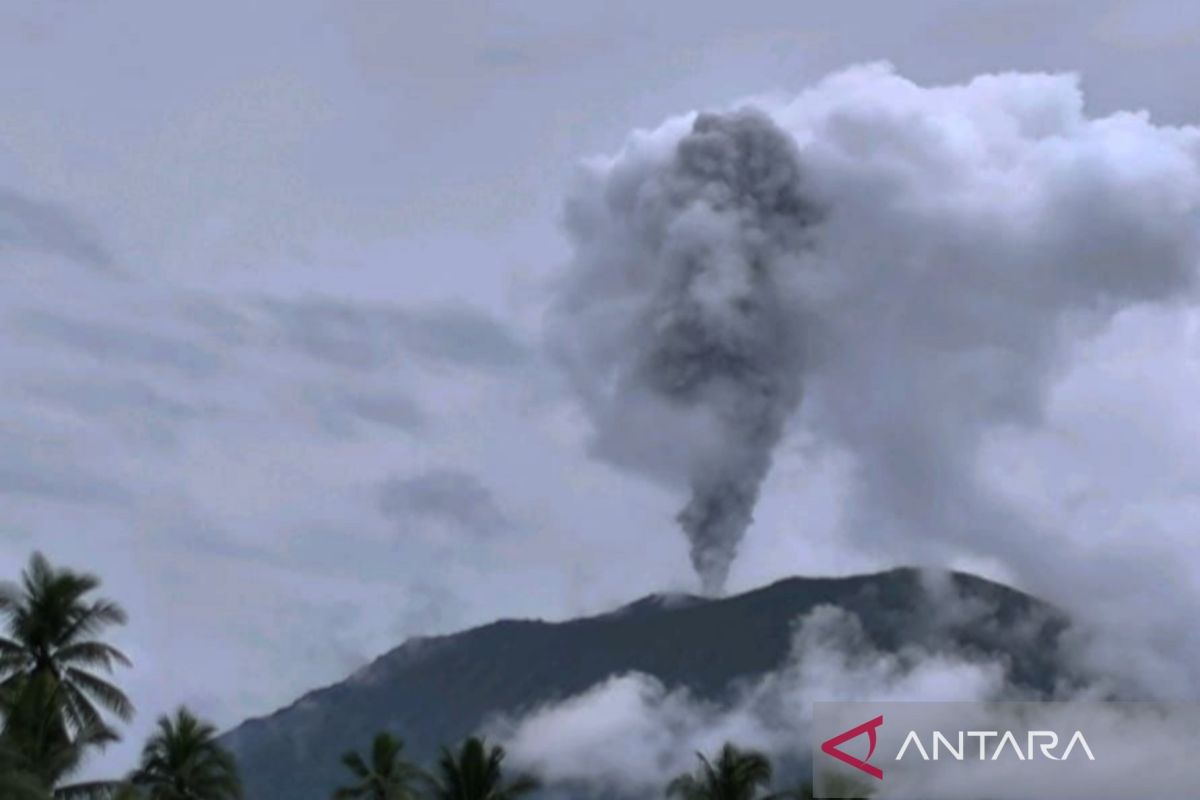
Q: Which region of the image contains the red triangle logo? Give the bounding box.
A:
[820,715,884,780]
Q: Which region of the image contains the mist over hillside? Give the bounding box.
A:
[222,568,1074,800]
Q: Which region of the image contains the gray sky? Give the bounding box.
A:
[4,0,1200,779]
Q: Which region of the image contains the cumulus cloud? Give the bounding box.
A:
[493,603,1007,796]
[553,64,1200,693]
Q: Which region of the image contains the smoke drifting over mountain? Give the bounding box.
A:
[554,65,1200,605]
[554,110,821,593]
[494,602,1008,796]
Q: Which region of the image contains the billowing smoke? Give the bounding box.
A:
[490,602,1008,797]
[489,579,1190,798]
[553,110,822,593]
[553,64,1200,616]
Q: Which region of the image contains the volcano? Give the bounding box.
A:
[220,568,1073,800]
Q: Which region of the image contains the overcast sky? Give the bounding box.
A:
[4,0,1200,779]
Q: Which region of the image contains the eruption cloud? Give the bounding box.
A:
[554,110,822,593]
[554,64,1200,616]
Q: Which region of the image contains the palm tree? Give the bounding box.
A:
[0,735,48,800]
[127,707,241,800]
[0,769,47,799]
[333,732,422,800]
[666,743,781,800]
[425,736,539,800]
[0,726,120,800]
[0,553,130,800]
[1,674,123,798]
[0,552,133,739]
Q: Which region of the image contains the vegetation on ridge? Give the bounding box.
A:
[0,552,939,800]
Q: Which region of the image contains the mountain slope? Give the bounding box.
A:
[221,568,1071,799]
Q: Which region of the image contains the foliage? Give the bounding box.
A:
[0,552,132,798]
[333,732,424,800]
[424,736,539,800]
[0,553,880,800]
[127,707,242,800]
[0,552,134,734]
[666,743,785,800]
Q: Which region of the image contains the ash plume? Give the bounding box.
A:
[554,110,821,593]
[554,61,1200,684]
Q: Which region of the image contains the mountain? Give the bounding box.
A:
[220,568,1072,799]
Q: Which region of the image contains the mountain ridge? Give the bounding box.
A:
[221,567,1072,800]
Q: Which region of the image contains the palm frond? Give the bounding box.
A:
[63,669,134,722]
[53,779,124,800]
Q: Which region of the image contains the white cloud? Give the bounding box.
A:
[553,63,1200,698]
[494,605,1005,796]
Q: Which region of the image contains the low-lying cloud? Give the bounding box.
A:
[493,602,1008,796]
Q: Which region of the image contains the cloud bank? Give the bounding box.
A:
[553,64,1200,694]
[494,602,1008,796]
